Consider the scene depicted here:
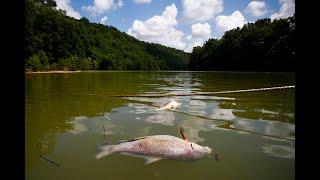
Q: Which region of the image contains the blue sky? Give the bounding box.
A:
[56,0,295,52]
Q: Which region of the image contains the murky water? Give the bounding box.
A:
[26,72,295,180]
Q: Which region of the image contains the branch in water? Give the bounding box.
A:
[40,155,60,167]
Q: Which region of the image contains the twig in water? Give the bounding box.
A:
[40,155,60,167]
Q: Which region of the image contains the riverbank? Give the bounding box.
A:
[25,70,81,74]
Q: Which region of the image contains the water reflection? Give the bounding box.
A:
[123,95,294,140]
[153,73,203,95]
[65,102,227,144]
[128,73,296,138]
[123,76,295,140]
[187,99,207,116]
[262,144,295,159]
[146,111,175,126]
[64,101,295,148]
[66,114,122,135]
[178,115,224,143]
[68,116,89,134]
[209,108,235,120]
[229,118,295,139]
[219,95,295,123]
[130,102,176,126]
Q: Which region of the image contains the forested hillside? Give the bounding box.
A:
[25,0,189,71]
[188,16,295,71]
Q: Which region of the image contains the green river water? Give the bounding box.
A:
[26,71,295,180]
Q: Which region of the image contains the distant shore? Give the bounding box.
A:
[25,70,81,74]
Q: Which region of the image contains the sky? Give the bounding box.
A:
[55,0,295,52]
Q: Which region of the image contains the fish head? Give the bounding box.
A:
[191,143,212,158]
[204,146,212,155]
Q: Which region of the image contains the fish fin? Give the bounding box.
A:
[179,127,189,141]
[117,140,128,143]
[120,153,147,159]
[119,153,162,165]
[118,136,147,143]
[144,157,162,165]
[96,145,116,159]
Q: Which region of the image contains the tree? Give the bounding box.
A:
[188,15,295,71]
[25,0,189,71]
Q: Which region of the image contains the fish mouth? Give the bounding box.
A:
[205,146,212,154]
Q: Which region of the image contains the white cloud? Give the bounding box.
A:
[100,16,108,25]
[133,0,152,4]
[191,23,212,37]
[185,23,212,52]
[128,3,186,50]
[270,0,295,20]
[245,1,267,17]
[117,0,123,7]
[215,10,247,37]
[82,0,123,16]
[182,0,223,23]
[55,0,81,19]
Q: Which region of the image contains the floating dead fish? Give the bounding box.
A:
[159,99,181,110]
[96,127,215,164]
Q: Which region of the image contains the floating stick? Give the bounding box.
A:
[40,155,60,167]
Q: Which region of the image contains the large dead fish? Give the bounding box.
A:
[159,99,181,110]
[96,127,216,164]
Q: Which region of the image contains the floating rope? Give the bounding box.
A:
[210,85,295,94]
[116,85,295,97]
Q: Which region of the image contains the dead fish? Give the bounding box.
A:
[159,99,181,110]
[96,127,213,164]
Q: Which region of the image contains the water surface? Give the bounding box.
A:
[26,72,295,180]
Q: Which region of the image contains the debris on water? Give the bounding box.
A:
[39,155,60,167]
[159,99,181,110]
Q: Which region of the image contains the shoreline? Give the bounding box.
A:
[25,70,295,73]
[25,70,82,74]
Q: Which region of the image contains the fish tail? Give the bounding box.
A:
[96,145,116,159]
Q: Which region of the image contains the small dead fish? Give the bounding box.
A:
[159,99,181,110]
[96,128,212,164]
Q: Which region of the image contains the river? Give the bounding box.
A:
[26,71,295,180]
